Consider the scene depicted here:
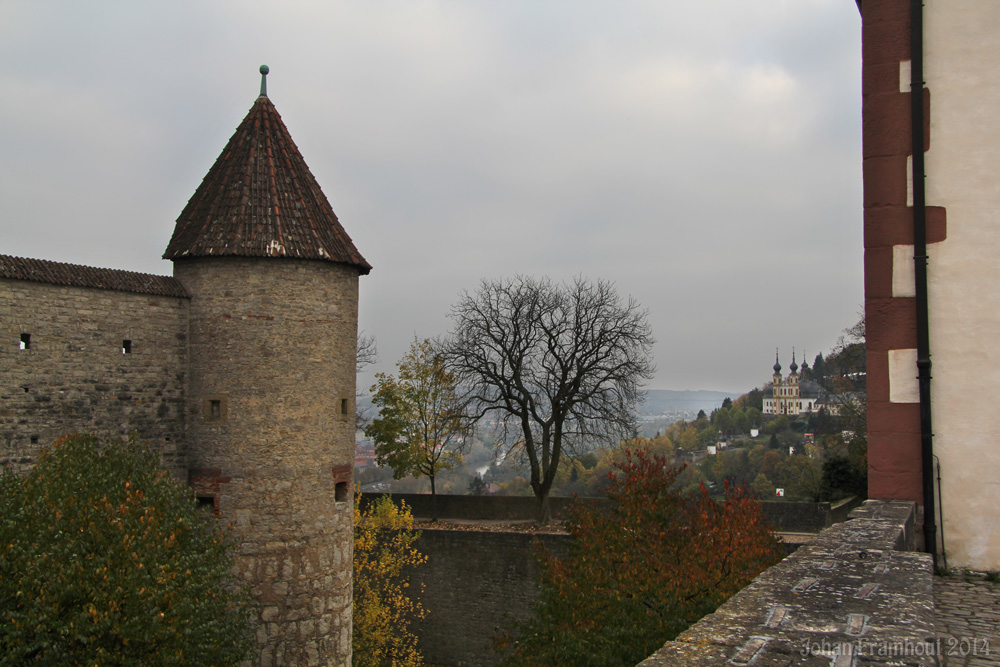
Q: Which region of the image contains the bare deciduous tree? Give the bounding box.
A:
[357,332,379,372]
[356,332,378,430]
[443,276,655,521]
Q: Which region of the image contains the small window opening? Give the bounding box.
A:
[196,496,216,513]
[340,398,349,415]
[122,339,132,354]
[30,435,39,444]
[335,481,349,503]
[203,395,227,422]
[19,333,30,350]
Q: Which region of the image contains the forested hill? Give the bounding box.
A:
[638,389,737,416]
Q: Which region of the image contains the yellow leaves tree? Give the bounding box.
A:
[365,338,468,498]
[353,494,427,667]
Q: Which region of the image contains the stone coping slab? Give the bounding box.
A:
[638,500,937,666]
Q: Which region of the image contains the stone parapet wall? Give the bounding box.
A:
[409,529,571,667]
[0,278,189,475]
[638,500,936,666]
[361,493,856,534]
[367,498,929,667]
[359,492,604,522]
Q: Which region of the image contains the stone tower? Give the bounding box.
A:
[164,66,371,666]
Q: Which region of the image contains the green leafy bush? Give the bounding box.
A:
[0,434,252,666]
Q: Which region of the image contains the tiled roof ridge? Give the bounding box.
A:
[163,95,371,274]
[0,254,188,298]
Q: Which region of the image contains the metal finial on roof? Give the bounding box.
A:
[259,64,269,97]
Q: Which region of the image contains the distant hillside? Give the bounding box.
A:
[361,388,741,422]
[638,389,738,416]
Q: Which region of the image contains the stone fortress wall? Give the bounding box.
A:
[179,257,360,667]
[389,499,934,667]
[1,67,370,666]
[639,500,936,667]
[0,273,190,476]
[0,255,360,667]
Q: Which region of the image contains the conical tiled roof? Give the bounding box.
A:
[163,90,371,274]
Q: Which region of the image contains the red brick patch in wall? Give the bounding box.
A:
[863,156,909,207]
[866,350,890,402]
[865,248,895,298]
[189,467,232,514]
[868,429,923,501]
[864,206,947,248]
[868,401,921,434]
[865,297,918,350]
[332,464,352,503]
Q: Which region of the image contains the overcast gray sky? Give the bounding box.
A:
[0,1,862,395]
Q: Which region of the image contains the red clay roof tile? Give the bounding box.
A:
[0,254,188,298]
[163,95,371,274]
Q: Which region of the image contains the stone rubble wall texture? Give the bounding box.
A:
[0,256,359,667]
[637,500,938,666]
[407,529,571,667]
[0,278,189,476]
[177,257,358,667]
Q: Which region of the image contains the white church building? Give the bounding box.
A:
[762,350,822,416]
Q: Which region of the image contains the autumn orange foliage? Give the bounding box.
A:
[0,434,251,666]
[499,448,783,667]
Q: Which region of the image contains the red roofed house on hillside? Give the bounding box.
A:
[1,66,369,666]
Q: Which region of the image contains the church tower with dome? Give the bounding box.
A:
[763,349,819,416]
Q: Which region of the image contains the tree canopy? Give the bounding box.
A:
[498,449,783,667]
[0,434,251,667]
[444,276,654,521]
[366,338,468,498]
[353,494,426,667]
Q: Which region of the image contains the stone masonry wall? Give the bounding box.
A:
[175,257,359,667]
[639,500,936,666]
[391,498,926,667]
[0,278,189,474]
[361,493,861,534]
[410,529,571,667]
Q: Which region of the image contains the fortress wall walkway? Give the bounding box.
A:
[638,500,938,666]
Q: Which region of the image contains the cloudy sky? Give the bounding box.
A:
[1,1,863,395]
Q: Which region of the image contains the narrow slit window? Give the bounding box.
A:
[335,481,349,503]
[19,333,30,350]
[203,395,227,422]
[122,339,132,354]
[341,398,349,415]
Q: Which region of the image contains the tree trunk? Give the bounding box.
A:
[537,490,551,524]
[430,475,437,521]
